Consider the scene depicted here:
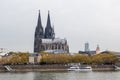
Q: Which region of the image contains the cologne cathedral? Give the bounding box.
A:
[34,11,69,53]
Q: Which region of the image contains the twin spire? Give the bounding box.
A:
[37,10,51,28]
[37,10,42,27]
[46,11,51,28]
[35,10,55,39]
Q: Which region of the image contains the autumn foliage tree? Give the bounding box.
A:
[91,53,119,64]
[40,53,118,65]
[71,54,91,64]
[41,54,71,64]
[0,52,29,65]
[0,52,118,65]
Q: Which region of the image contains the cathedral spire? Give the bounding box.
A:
[37,10,42,27]
[46,10,51,27]
[44,11,54,39]
[34,10,44,53]
[35,10,44,38]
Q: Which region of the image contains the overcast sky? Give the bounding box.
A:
[0,0,120,53]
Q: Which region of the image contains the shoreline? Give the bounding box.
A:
[0,65,117,72]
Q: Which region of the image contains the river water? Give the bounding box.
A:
[0,71,120,80]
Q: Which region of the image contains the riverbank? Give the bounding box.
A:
[0,65,69,72]
[92,65,115,71]
[0,65,117,72]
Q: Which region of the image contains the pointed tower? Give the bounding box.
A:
[44,11,55,39]
[96,45,100,54]
[35,10,44,38]
[34,10,44,52]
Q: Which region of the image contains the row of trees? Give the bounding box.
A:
[0,52,29,65]
[0,52,119,65]
[41,53,119,65]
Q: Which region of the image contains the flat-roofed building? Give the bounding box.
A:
[29,53,42,64]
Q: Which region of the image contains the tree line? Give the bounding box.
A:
[0,52,119,65]
[40,53,119,65]
[0,52,29,65]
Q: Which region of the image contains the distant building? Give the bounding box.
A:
[29,53,42,64]
[34,11,69,53]
[0,48,8,56]
[79,43,100,56]
[101,51,120,61]
[96,45,100,54]
[85,42,90,52]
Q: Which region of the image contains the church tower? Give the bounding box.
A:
[34,10,44,52]
[34,10,69,53]
[85,42,90,52]
[44,11,55,39]
[96,45,100,54]
[35,10,44,38]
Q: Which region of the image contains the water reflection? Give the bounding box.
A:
[0,72,34,80]
[0,71,120,80]
[33,71,120,80]
[33,72,56,80]
[33,71,93,80]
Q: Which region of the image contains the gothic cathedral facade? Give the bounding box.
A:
[34,11,69,53]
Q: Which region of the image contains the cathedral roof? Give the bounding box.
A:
[44,49,68,54]
[41,38,67,44]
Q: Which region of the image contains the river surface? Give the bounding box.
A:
[0,71,120,80]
